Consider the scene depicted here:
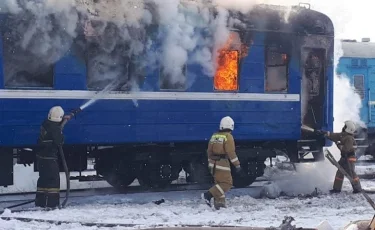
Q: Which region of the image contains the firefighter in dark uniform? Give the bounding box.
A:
[35,106,80,208]
[201,116,243,210]
[316,120,362,194]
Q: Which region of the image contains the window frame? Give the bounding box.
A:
[213,49,240,92]
[2,62,55,90]
[264,46,289,93]
[85,42,131,91]
[353,74,365,99]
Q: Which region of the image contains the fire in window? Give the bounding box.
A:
[265,48,289,92]
[214,32,243,91]
[214,50,239,91]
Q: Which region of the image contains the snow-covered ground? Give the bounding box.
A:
[1,181,374,230]
[1,154,375,230]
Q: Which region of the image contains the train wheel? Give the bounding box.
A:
[232,159,264,188]
[102,161,137,190]
[137,161,180,188]
[105,172,137,190]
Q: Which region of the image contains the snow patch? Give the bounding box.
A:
[345,224,359,230]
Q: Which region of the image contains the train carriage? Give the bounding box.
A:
[0,2,334,189]
[338,38,375,158]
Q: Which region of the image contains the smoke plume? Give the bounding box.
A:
[0,0,304,90]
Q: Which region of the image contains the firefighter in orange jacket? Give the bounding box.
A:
[201,116,243,210]
[316,120,362,194]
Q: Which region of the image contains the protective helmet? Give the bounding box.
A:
[48,106,64,122]
[220,116,234,131]
[343,120,356,135]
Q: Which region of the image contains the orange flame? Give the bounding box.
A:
[214,50,239,91]
[214,33,245,91]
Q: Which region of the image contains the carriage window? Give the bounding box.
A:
[353,75,365,99]
[2,32,54,88]
[351,59,359,67]
[214,50,239,91]
[265,48,288,92]
[86,43,131,91]
[159,65,187,90]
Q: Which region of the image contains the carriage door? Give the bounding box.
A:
[302,48,326,131]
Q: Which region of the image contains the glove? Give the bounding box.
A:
[235,166,247,177]
[71,108,82,116]
[63,115,72,121]
[314,129,327,136]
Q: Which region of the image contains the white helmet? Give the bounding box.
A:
[48,106,64,122]
[220,116,234,131]
[344,120,356,135]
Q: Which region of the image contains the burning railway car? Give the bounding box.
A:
[0,2,334,189]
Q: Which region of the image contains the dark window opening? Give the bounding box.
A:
[353,75,365,99]
[86,43,132,91]
[159,65,187,91]
[84,20,147,92]
[305,52,323,97]
[265,47,289,92]
[2,29,54,88]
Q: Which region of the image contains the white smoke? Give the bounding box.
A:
[332,41,364,130]
[1,0,305,89]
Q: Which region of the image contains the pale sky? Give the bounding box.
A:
[251,0,375,42]
[310,0,375,41]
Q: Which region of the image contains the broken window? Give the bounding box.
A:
[2,31,54,88]
[353,74,365,99]
[159,65,187,91]
[265,47,288,92]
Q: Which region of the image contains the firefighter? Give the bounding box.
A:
[35,106,80,208]
[201,116,243,210]
[316,120,362,194]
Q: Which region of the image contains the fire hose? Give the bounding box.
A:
[58,108,82,208]
[302,125,375,229]
[58,145,70,208]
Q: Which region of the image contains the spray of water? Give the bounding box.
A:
[80,81,119,110]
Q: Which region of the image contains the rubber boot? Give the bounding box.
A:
[214,200,226,210]
[201,191,213,207]
[329,189,341,194]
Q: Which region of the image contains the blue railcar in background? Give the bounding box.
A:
[338,38,375,158]
[0,2,334,189]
